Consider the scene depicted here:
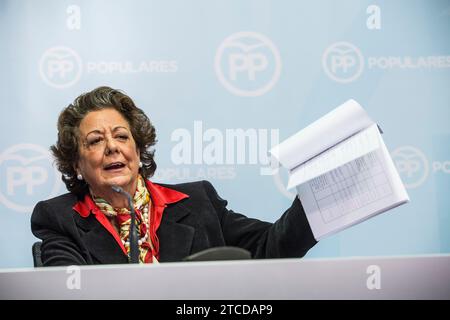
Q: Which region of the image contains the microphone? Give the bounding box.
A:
[111,185,139,264]
[183,246,251,262]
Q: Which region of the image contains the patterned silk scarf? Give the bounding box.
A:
[91,175,158,263]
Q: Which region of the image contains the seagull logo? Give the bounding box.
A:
[215,32,282,97]
[322,42,364,83]
[0,144,62,213]
[39,46,82,89]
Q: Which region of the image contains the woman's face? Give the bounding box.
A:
[76,108,140,196]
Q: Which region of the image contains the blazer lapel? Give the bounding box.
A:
[74,214,128,264]
[72,185,195,264]
[157,202,195,262]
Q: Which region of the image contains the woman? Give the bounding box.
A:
[31,86,317,266]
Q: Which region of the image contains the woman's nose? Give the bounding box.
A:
[104,136,119,155]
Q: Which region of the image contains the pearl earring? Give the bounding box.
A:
[139,161,143,168]
[77,174,83,181]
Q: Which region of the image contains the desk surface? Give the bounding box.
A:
[1,254,449,299]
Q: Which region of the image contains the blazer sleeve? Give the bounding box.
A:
[202,180,317,259]
[31,201,88,266]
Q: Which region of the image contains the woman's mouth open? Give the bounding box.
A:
[103,162,126,172]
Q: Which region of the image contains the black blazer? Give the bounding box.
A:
[31,180,317,266]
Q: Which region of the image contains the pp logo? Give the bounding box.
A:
[391,146,429,189]
[215,31,282,97]
[39,46,82,89]
[322,42,364,83]
[0,144,62,213]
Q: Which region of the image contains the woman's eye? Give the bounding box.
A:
[116,135,129,141]
[87,137,103,145]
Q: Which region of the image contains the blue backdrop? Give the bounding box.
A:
[1,0,449,268]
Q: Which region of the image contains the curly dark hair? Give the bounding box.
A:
[51,86,157,197]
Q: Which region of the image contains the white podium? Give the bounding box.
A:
[1,254,449,299]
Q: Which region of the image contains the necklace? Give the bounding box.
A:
[121,204,153,249]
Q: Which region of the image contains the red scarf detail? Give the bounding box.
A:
[73,180,189,262]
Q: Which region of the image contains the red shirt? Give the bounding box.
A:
[72,180,189,258]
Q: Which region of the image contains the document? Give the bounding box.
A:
[269,99,409,240]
